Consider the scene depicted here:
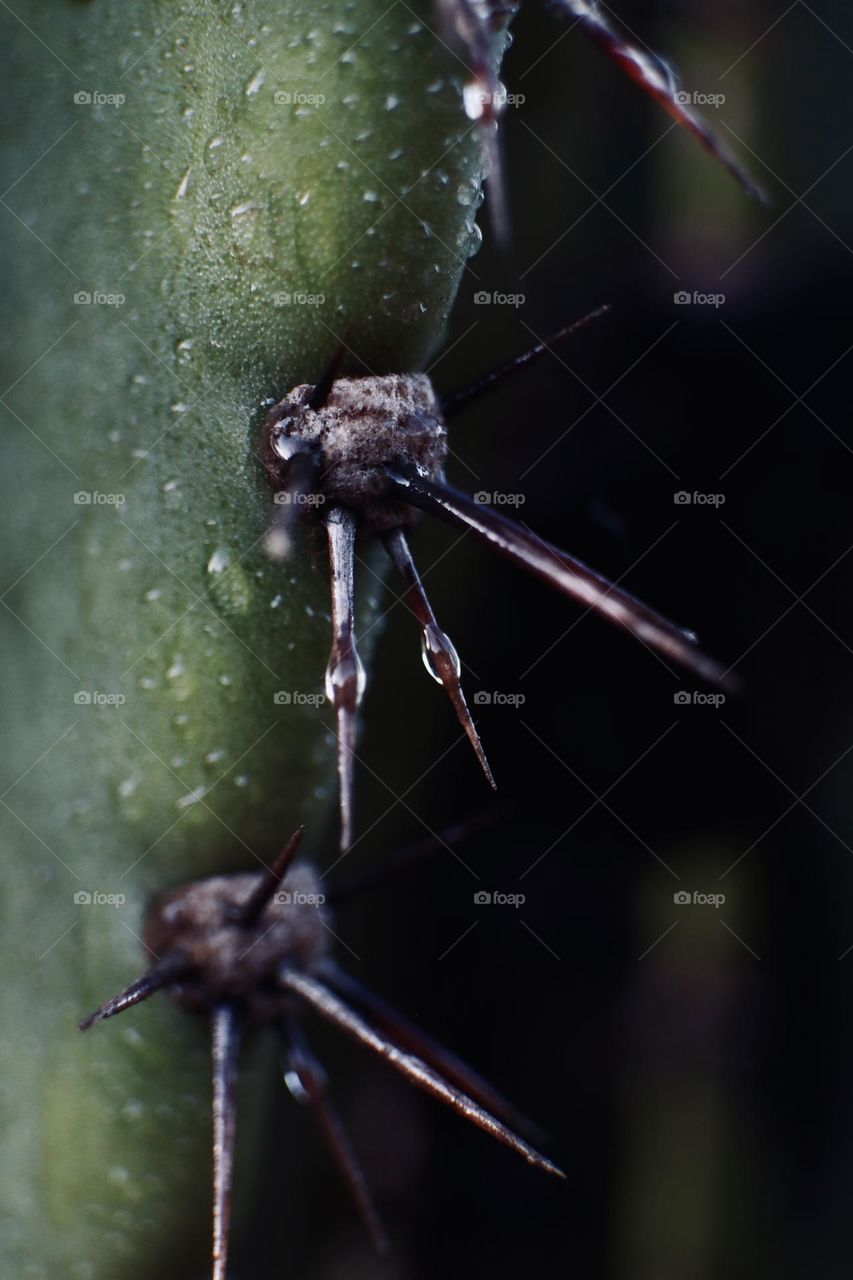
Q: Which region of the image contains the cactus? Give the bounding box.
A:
[0,3,492,1275]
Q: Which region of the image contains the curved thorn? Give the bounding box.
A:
[79,954,186,1031]
[282,1017,389,1253]
[383,528,495,789]
[386,465,734,688]
[280,968,564,1179]
[324,507,366,853]
[212,1005,242,1280]
[442,305,611,418]
[555,0,766,202]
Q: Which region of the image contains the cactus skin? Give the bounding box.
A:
[0,3,490,1275]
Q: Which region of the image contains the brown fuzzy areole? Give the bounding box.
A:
[262,374,448,531]
[143,863,330,1018]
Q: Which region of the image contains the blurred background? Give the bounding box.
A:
[266,2,853,1277]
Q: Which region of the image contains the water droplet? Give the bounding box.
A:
[244,68,266,97]
[385,94,400,111]
[177,786,206,810]
[207,547,230,575]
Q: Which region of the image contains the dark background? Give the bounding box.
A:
[262,3,853,1278]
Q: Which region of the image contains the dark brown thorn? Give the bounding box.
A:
[382,527,495,789]
[386,465,733,688]
[264,440,321,562]
[324,506,366,854]
[308,339,349,411]
[442,305,611,418]
[282,1018,389,1253]
[79,954,186,1031]
[555,0,766,203]
[435,0,510,243]
[212,1004,242,1280]
[320,962,545,1146]
[280,969,565,1179]
[231,825,306,929]
[326,806,507,907]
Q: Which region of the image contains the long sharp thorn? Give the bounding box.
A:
[283,1019,389,1253]
[212,1005,242,1280]
[79,955,185,1031]
[280,969,564,1179]
[383,528,495,789]
[324,507,365,853]
[387,465,734,688]
[442,305,611,418]
[435,0,510,243]
[264,442,320,562]
[327,807,508,907]
[320,962,545,1145]
[233,825,306,929]
[555,0,766,203]
[308,338,349,411]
